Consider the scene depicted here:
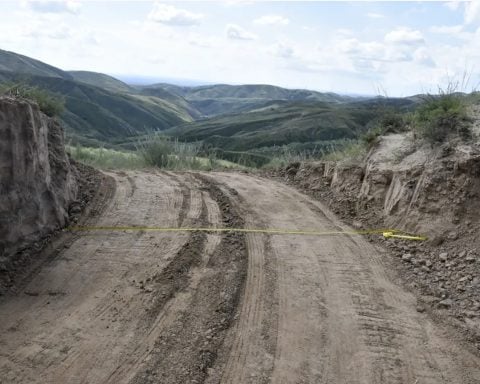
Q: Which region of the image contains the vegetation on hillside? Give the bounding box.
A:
[68,71,134,93]
[136,134,241,170]
[164,101,392,151]
[0,82,64,117]
[69,141,244,171]
[413,93,472,143]
[68,145,145,169]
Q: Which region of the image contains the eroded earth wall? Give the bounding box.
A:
[287,134,480,239]
[0,96,77,258]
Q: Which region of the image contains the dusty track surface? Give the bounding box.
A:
[1,171,479,384]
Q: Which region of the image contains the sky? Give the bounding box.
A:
[0,0,479,96]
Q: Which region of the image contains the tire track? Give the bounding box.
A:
[210,172,480,384]
[128,174,248,384]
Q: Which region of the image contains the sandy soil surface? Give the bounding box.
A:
[0,170,479,384]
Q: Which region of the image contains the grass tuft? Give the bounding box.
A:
[413,93,472,143]
[0,82,64,117]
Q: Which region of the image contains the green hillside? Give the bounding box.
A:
[0,48,71,79]
[0,49,396,155]
[0,70,194,145]
[141,83,357,116]
[164,101,383,152]
[0,50,200,145]
[68,71,134,93]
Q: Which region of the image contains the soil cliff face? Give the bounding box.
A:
[289,133,480,239]
[0,96,77,259]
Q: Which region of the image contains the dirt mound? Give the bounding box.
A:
[278,133,480,349]
[0,96,77,278]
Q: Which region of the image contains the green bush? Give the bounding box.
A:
[138,135,173,168]
[379,111,408,133]
[0,83,64,117]
[414,94,471,143]
[137,134,221,170]
[361,125,383,147]
[361,109,408,148]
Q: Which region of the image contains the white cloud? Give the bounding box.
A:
[384,27,424,45]
[430,25,463,34]
[225,24,257,40]
[445,1,461,11]
[148,2,203,26]
[224,0,255,6]
[270,42,294,58]
[367,12,384,19]
[254,14,290,26]
[23,0,81,14]
[464,1,480,24]
[413,47,436,67]
[47,24,72,39]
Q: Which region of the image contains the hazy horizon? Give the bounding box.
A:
[1,1,479,97]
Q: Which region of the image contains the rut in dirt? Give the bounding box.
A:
[0,170,479,384]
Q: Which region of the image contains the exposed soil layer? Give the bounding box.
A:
[0,171,479,383]
[0,97,76,259]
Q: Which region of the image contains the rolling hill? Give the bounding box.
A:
[68,71,134,93]
[140,83,358,117]
[164,102,378,152]
[0,48,71,79]
[1,49,400,154]
[0,50,198,145]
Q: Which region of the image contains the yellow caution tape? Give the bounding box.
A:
[68,226,427,241]
[382,231,428,241]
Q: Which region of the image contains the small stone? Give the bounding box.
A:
[448,232,459,240]
[439,252,448,262]
[416,305,426,313]
[438,298,454,308]
[458,250,467,258]
[402,253,413,262]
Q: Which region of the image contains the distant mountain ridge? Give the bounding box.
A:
[0,48,390,152]
[0,49,72,80]
[140,83,356,116]
[0,49,198,145]
[68,71,134,93]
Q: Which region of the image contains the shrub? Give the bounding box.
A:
[137,134,222,170]
[137,135,173,168]
[361,109,409,148]
[414,94,471,143]
[379,111,408,133]
[361,125,383,147]
[0,83,65,117]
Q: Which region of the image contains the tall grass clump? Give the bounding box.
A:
[68,145,145,169]
[414,93,471,143]
[0,82,64,117]
[262,145,323,169]
[137,134,220,170]
[361,108,410,148]
[321,140,367,164]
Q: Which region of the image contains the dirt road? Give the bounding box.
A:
[1,171,479,384]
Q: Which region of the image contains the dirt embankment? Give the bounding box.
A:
[278,133,480,348]
[0,96,99,293]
